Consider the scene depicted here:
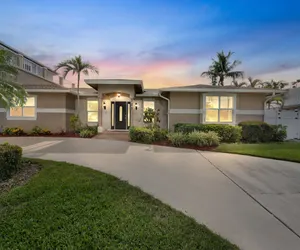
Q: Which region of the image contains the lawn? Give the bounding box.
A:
[216,142,300,163]
[0,160,237,250]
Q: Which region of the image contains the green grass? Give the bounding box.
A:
[216,142,300,163]
[0,160,237,250]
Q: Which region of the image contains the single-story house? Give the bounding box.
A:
[0,41,289,134]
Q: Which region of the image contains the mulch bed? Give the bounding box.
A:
[0,160,42,194]
[152,141,216,151]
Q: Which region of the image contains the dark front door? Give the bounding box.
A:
[115,102,127,129]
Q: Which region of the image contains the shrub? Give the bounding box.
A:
[238,121,274,143]
[70,115,81,133]
[80,126,98,136]
[79,129,95,138]
[0,143,23,181]
[129,127,154,144]
[153,129,168,142]
[167,132,187,147]
[29,126,51,135]
[174,123,241,143]
[2,127,24,136]
[271,125,287,142]
[187,131,220,147]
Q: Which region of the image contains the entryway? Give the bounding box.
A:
[111,101,131,130]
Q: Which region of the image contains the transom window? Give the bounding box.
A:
[205,95,234,123]
[143,101,155,111]
[9,96,36,119]
[87,100,98,123]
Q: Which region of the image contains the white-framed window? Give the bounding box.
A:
[143,100,155,111]
[87,100,98,123]
[8,96,37,120]
[204,95,235,123]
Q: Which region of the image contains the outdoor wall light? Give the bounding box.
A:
[135,103,138,110]
[103,101,106,110]
[117,93,121,98]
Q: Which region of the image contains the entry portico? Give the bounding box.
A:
[84,79,145,132]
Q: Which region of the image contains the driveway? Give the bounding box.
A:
[1,137,300,250]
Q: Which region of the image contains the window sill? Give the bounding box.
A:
[6,117,37,121]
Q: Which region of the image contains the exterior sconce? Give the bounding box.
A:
[117,93,121,98]
[135,103,138,110]
[103,101,106,110]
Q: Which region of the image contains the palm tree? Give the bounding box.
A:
[263,80,288,89]
[0,49,27,108]
[232,77,247,87]
[243,77,262,88]
[55,55,99,113]
[201,51,244,86]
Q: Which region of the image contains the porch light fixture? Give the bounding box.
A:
[103,101,106,110]
[117,93,121,98]
[135,103,138,110]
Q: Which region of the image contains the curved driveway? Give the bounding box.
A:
[2,137,300,250]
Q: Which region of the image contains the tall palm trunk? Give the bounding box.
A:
[77,73,80,115]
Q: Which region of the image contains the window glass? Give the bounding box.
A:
[220,96,233,109]
[87,100,98,111]
[23,107,35,117]
[9,97,36,118]
[24,97,35,107]
[205,96,219,109]
[10,107,22,117]
[87,112,98,122]
[143,101,155,110]
[220,110,233,122]
[205,110,219,122]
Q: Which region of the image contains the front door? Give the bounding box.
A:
[115,102,127,129]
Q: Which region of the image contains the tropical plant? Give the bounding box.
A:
[55,55,99,112]
[201,51,244,86]
[0,49,27,108]
[263,80,288,89]
[242,77,262,88]
[232,78,247,87]
[292,79,300,88]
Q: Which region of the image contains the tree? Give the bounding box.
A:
[0,49,27,108]
[263,80,288,89]
[242,77,262,88]
[55,55,99,113]
[232,77,247,87]
[201,51,244,86]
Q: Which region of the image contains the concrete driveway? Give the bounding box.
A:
[1,137,300,250]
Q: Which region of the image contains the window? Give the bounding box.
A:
[204,95,234,123]
[143,101,155,111]
[9,97,36,119]
[87,100,98,123]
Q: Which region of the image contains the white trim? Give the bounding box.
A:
[162,88,286,94]
[36,108,75,114]
[236,110,265,115]
[170,109,202,114]
[202,94,236,124]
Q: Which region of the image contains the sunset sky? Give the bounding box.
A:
[1,0,300,88]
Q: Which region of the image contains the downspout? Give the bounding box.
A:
[159,92,170,131]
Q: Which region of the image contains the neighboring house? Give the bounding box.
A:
[0,41,289,134]
[265,87,300,139]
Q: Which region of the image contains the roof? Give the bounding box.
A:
[24,83,66,90]
[160,84,287,94]
[136,89,160,97]
[0,40,57,74]
[85,79,144,94]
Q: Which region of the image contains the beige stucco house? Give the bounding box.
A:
[0,41,287,133]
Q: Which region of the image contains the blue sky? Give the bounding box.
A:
[1,0,300,87]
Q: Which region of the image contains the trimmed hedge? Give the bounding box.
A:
[129,127,154,144]
[174,123,241,143]
[238,121,287,143]
[0,143,23,181]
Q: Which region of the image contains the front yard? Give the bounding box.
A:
[0,160,237,250]
[216,142,300,163]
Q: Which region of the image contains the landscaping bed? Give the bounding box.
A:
[0,159,238,249]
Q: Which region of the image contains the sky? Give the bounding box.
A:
[1,0,300,88]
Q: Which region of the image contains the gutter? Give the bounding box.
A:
[158,92,170,131]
